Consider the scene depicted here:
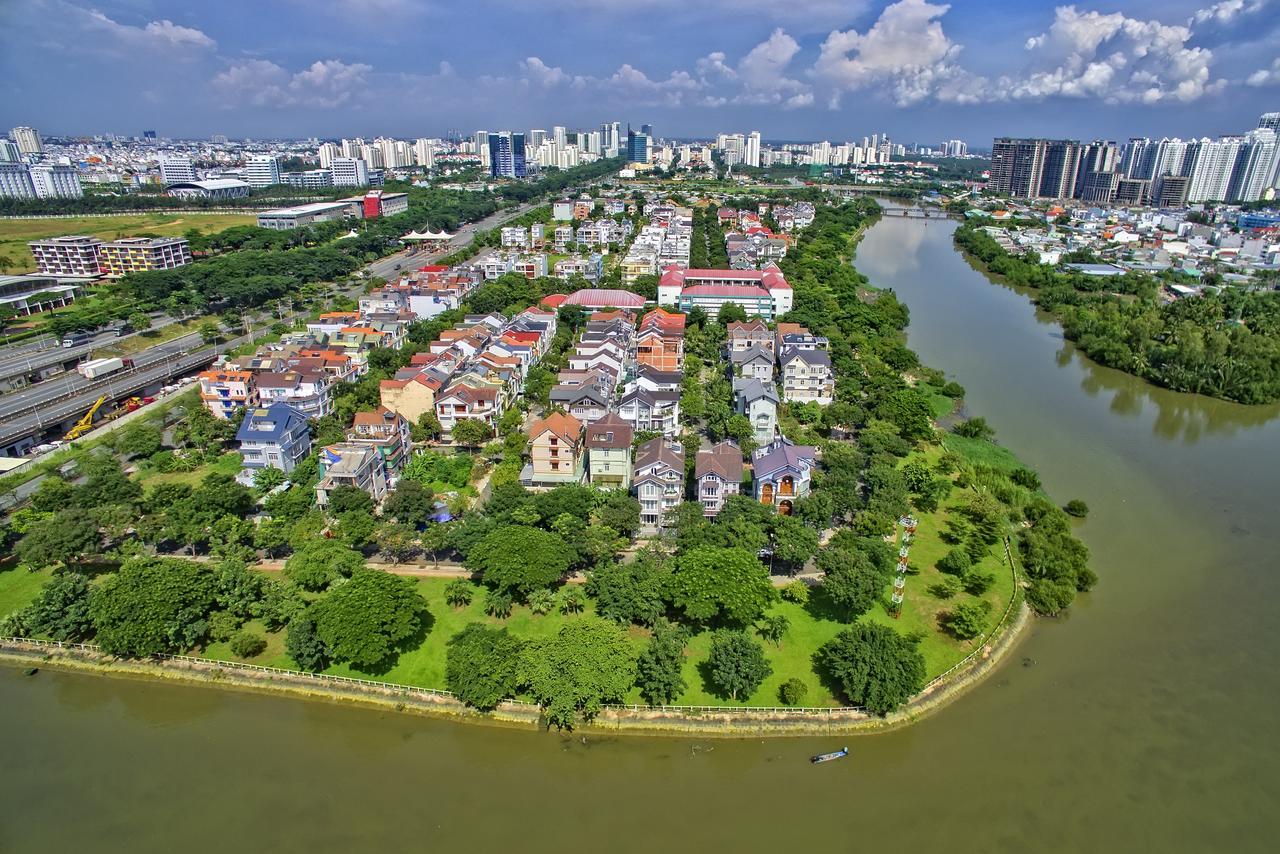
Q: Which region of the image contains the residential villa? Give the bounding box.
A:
[726,318,774,353]
[733,377,780,444]
[634,437,685,533]
[779,347,835,405]
[315,443,389,506]
[235,403,311,477]
[585,413,634,490]
[522,412,586,489]
[348,408,413,478]
[198,368,258,420]
[618,386,681,436]
[752,437,817,515]
[730,345,775,382]
[695,440,743,517]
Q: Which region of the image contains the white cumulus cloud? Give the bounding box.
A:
[210,58,372,109]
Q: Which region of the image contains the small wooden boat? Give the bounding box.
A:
[810,747,848,764]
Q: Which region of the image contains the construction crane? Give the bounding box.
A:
[64,395,107,441]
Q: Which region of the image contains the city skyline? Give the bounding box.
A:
[2,1,1279,143]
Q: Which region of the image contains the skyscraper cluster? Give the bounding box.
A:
[991,113,1280,205]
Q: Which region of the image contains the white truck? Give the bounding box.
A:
[76,357,132,379]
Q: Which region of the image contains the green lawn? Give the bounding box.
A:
[0,566,53,620]
[0,212,257,274]
[943,434,1023,472]
[134,450,242,490]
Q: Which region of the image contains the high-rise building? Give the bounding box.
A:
[0,140,22,163]
[553,126,567,151]
[413,138,435,169]
[11,127,42,155]
[488,131,527,178]
[990,138,1084,199]
[626,129,650,164]
[0,163,37,198]
[640,124,653,138]
[474,131,490,165]
[341,138,363,158]
[330,157,369,187]
[745,131,761,168]
[1073,140,1119,200]
[318,142,340,169]
[142,130,157,143]
[245,155,282,188]
[1185,136,1243,202]
[159,155,195,184]
[29,164,83,198]
[529,129,547,149]
[1153,175,1190,207]
[1226,129,1279,202]
[1259,112,1280,132]
[584,131,602,156]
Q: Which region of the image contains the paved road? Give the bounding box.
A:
[0,188,586,452]
[0,313,177,390]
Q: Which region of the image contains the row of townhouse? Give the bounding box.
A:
[726,319,835,406]
[314,407,414,507]
[381,264,483,319]
[198,339,369,422]
[379,306,559,437]
[547,310,635,426]
[694,436,818,519]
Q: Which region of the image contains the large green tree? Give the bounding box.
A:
[817,547,887,620]
[16,511,101,569]
[17,571,94,641]
[284,539,365,591]
[309,569,430,668]
[816,623,926,716]
[587,550,670,626]
[635,620,687,706]
[466,525,573,597]
[706,630,772,701]
[670,546,777,626]
[89,557,218,656]
[520,619,637,729]
[445,624,525,710]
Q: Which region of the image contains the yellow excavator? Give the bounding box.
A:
[64,395,107,441]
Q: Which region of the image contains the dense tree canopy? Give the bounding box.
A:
[817,623,926,715]
[89,557,218,656]
[519,619,637,729]
[466,526,573,596]
[446,624,525,710]
[670,546,777,626]
[309,569,430,668]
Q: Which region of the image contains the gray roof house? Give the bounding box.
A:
[235,403,311,477]
[733,377,780,443]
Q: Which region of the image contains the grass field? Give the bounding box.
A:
[0,212,256,273]
[0,566,53,620]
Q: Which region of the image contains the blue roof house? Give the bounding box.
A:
[236,403,312,475]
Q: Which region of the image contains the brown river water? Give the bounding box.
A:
[2,208,1277,853]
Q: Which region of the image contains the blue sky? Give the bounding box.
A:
[1,0,1278,145]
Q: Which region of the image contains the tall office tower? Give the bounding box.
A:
[361,144,385,169]
[142,130,157,143]
[529,129,547,149]
[488,131,527,178]
[0,163,37,198]
[413,138,435,169]
[341,138,362,158]
[609,122,621,155]
[330,157,369,187]
[1258,112,1280,132]
[318,142,340,169]
[989,138,1046,197]
[1227,129,1280,202]
[552,126,567,151]
[474,131,490,165]
[29,164,83,198]
[640,124,653,138]
[159,155,195,184]
[745,131,761,167]
[626,129,650,164]
[0,140,20,162]
[11,126,42,155]
[245,155,281,187]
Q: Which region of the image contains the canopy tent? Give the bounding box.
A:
[401,229,455,242]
